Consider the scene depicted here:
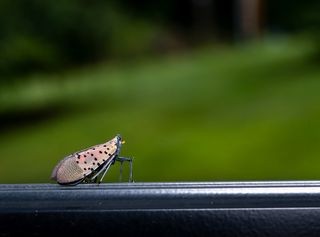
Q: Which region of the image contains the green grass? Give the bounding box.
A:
[1,38,320,183]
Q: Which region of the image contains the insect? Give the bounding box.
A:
[51,134,133,185]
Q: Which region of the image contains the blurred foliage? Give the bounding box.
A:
[0,1,320,184]
[0,39,320,183]
[0,0,161,78]
[268,0,320,55]
[1,0,320,79]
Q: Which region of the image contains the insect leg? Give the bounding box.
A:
[129,158,133,183]
[91,158,114,180]
[116,157,134,182]
[119,161,123,182]
[98,162,112,184]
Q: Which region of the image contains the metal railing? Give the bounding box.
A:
[1,181,320,236]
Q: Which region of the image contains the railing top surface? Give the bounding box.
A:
[1,181,320,211]
[2,181,320,236]
[2,180,320,189]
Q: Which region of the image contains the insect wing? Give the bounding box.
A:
[52,136,119,185]
[76,137,118,174]
[51,154,85,184]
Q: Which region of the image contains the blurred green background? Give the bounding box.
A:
[0,0,320,183]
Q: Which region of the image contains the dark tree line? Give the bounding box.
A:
[0,0,319,80]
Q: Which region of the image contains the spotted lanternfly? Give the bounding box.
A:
[51,134,133,185]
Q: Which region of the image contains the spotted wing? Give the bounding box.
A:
[52,136,119,185]
[76,136,118,174]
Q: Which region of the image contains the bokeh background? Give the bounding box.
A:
[0,0,320,183]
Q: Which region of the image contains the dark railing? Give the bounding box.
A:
[1,181,320,236]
